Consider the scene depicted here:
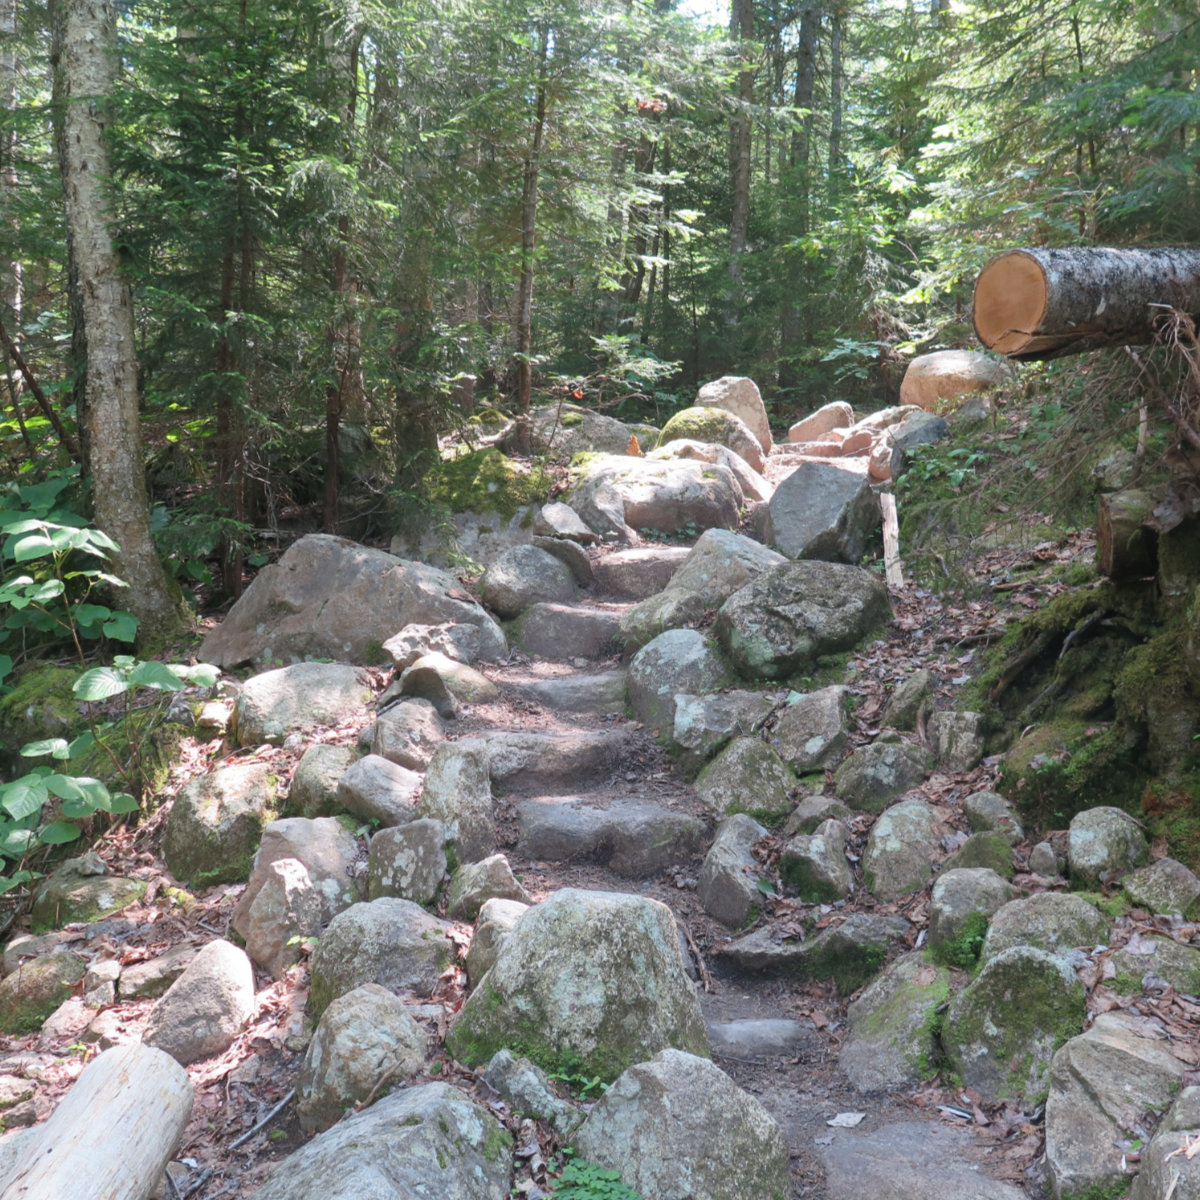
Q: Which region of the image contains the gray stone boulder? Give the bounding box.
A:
[764,459,879,562]
[863,800,943,900]
[532,534,592,586]
[671,690,777,778]
[656,406,765,472]
[899,349,1013,412]
[649,439,772,503]
[232,816,360,940]
[382,620,504,670]
[887,409,951,480]
[163,762,279,887]
[627,629,732,734]
[840,952,952,1091]
[1046,1012,1187,1200]
[880,668,933,730]
[962,790,1023,844]
[788,400,852,445]
[447,855,532,921]
[942,946,1085,1104]
[1108,933,1200,994]
[591,546,691,599]
[513,602,622,661]
[568,455,742,539]
[475,729,635,793]
[369,699,445,771]
[397,651,499,713]
[509,669,627,715]
[483,1049,581,1136]
[252,1083,511,1200]
[783,794,853,836]
[367,820,448,904]
[466,898,529,987]
[1068,806,1149,886]
[698,814,769,928]
[240,858,326,977]
[445,888,709,1082]
[694,737,797,822]
[119,945,196,1001]
[0,950,85,1035]
[478,545,576,619]
[289,744,357,818]
[768,685,850,771]
[941,831,1015,878]
[29,855,145,933]
[309,898,455,1019]
[142,940,255,1065]
[533,500,601,544]
[1122,857,1200,917]
[335,754,422,827]
[714,560,890,681]
[926,710,984,772]
[780,819,853,903]
[928,868,1015,967]
[233,662,371,747]
[981,892,1110,964]
[1130,1088,1200,1200]
[514,402,646,457]
[1029,840,1065,877]
[574,1049,789,1200]
[296,983,429,1134]
[415,741,495,864]
[199,534,503,669]
[833,741,932,814]
[696,375,772,453]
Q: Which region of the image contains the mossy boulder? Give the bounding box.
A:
[0,665,79,772]
[780,819,853,902]
[627,629,733,735]
[162,762,280,888]
[980,892,1110,964]
[928,868,1015,968]
[0,949,86,1034]
[840,952,952,1090]
[833,741,934,815]
[430,448,551,519]
[941,831,1015,878]
[942,945,1086,1104]
[1108,934,1200,993]
[1121,857,1200,917]
[445,888,709,1083]
[1067,805,1148,887]
[31,854,146,933]
[862,800,943,900]
[694,737,797,823]
[657,406,766,472]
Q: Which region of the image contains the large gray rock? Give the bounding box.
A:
[862,800,943,900]
[370,699,445,771]
[397,651,499,713]
[568,455,742,539]
[309,899,455,1019]
[627,629,732,734]
[962,790,1023,844]
[880,668,932,730]
[696,375,773,453]
[887,409,951,479]
[241,858,326,978]
[1130,1088,1200,1200]
[649,439,772,503]
[942,946,1086,1104]
[382,620,503,670]
[514,602,623,661]
[509,669,627,716]
[29,855,145,933]
[1068,805,1149,886]
[483,1049,581,1135]
[445,888,709,1082]
[199,534,503,669]
[367,820,448,904]
[296,984,429,1134]
[926,710,984,772]
[833,741,932,814]
[447,854,531,921]
[694,737,797,822]
[574,1050,789,1200]
[515,402,646,458]
[415,741,495,864]
[0,950,85,1035]
[288,744,357,818]
[142,940,255,1065]
[1122,857,1200,917]
[656,406,765,472]
[163,762,279,887]
[768,685,850,771]
[840,952,951,1091]
[478,545,576,619]
[1046,1013,1187,1200]
[473,729,636,794]
[1108,933,1200,994]
[698,814,769,928]
[899,349,1013,412]
[714,561,890,681]
[233,663,371,746]
[981,892,1110,964]
[252,1083,511,1200]
[671,690,777,777]
[591,546,691,599]
[928,868,1015,967]
[764,459,880,562]
[466,898,529,986]
[780,819,853,902]
[335,754,422,827]
[533,500,600,544]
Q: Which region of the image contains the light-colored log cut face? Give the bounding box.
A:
[973,250,1049,355]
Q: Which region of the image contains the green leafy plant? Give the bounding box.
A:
[553,1158,643,1200]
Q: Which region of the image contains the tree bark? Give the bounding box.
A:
[973,247,1200,361]
[728,0,753,291]
[0,1042,192,1200]
[52,0,181,641]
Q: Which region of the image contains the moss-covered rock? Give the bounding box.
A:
[429,448,551,519]
[31,855,146,933]
[0,949,86,1034]
[0,665,79,772]
[657,406,765,472]
[980,892,1110,964]
[941,831,1015,878]
[694,737,797,823]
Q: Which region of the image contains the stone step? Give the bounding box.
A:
[459,728,640,794]
[506,669,627,715]
[512,602,629,661]
[514,795,705,877]
[590,546,691,600]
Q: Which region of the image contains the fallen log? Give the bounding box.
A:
[1097,488,1159,580]
[0,1042,193,1200]
[973,247,1200,361]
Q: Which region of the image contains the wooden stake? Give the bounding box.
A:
[880,493,905,589]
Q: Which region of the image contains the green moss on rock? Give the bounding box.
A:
[429,449,551,520]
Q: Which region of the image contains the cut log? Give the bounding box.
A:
[973,247,1200,361]
[880,493,905,589]
[1097,488,1159,580]
[0,1042,193,1200]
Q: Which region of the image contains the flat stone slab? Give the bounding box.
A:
[707,1019,811,1059]
[818,1120,1026,1200]
[507,670,627,715]
[590,547,691,599]
[468,729,638,794]
[513,603,625,661]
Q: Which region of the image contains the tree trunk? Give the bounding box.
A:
[0,1043,192,1200]
[973,247,1200,361]
[728,0,753,291]
[52,0,181,641]
[1097,488,1159,580]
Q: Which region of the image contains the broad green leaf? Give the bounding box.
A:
[28,579,65,604]
[11,532,55,562]
[0,828,35,857]
[59,797,97,819]
[67,732,96,758]
[184,663,221,688]
[0,655,11,685]
[74,666,129,701]
[103,792,139,815]
[128,660,187,691]
[0,777,47,820]
[39,822,83,845]
[42,774,87,801]
[72,603,114,629]
[102,611,139,642]
[0,871,35,895]
[19,738,70,760]
[1,518,49,535]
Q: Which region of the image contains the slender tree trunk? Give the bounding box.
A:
[828,6,844,197]
[51,0,180,641]
[728,0,754,293]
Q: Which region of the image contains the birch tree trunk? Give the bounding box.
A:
[973,247,1200,361]
[52,0,181,640]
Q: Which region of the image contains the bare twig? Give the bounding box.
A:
[679,920,713,993]
[229,1088,295,1150]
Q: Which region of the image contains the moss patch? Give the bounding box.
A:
[429,449,551,520]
